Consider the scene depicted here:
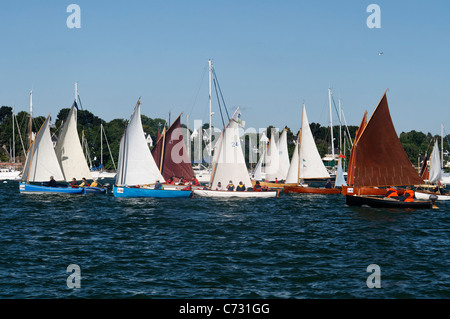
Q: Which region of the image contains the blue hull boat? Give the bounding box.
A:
[113,186,192,198]
[84,186,107,194]
[19,183,85,194]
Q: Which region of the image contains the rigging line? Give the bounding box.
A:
[211,67,230,121]
[188,64,208,118]
[213,76,226,128]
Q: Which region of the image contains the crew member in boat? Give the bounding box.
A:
[70,178,78,188]
[400,186,415,202]
[48,176,57,187]
[216,182,223,191]
[154,180,164,190]
[386,186,399,199]
[325,179,332,189]
[192,177,200,186]
[79,178,89,187]
[254,181,262,192]
[90,178,99,188]
[166,177,175,184]
[236,181,246,192]
[227,181,235,191]
[182,183,192,191]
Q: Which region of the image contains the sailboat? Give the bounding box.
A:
[0,108,21,180]
[152,114,195,184]
[283,102,341,194]
[19,91,84,194]
[90,124,117,179]
[251,129,291,188]
[193,108,278,198]
[415,140,450,201]
[112,98,192,198]
[343,91,434,208]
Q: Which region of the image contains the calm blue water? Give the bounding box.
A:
[0,180,448,299]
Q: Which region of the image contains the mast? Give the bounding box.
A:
[328,88,335,163]
[339,96,342,155]
[208,59,212,169]
[12,107,15,163]
[75,82,78,103]
[441,123,444,169]
[101,123,103,170]
[29,90,33,148]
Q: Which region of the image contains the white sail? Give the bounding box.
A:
[428,139,442,184]
[210,113,252,190]
[334,157,347,187]
[265,131,282,181]
[285,133,300,183]
[277,129,290,180]
[54,104,93,181]
[115,101,164,186]
[22,115,65,182]
[298,104,330,179]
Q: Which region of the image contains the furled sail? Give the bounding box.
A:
[54,103,93,181]
[151,114,195,181]
[347,92,424,187]
[115,100,164,186]
[22,115,65,182]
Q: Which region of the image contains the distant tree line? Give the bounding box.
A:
[0,105,448,172]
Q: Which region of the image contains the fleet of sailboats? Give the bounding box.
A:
[3,61,448,207]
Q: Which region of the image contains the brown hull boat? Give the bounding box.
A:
[284,185,341,194]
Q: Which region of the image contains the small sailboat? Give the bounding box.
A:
[343,91,434,208]
[152,114,196,184]
[415,140,450,201]
[283,102,340,194]
[193,108,278,198]
[19,115,84,194]
[54,84,107,194]
[113,98,192,198]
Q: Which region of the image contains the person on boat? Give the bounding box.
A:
[154,180,164,190]
[325,179,332,189]
[386,186,399,199]
[261,185,269,192]
[182,183,192,191]
[216,182,223,191]
[227,181,235,191]
[236,181,246,192]
[178,176,187,185]
[275,178,279,184]
[192,177,200,186]
[166,177,175,185]
[70,178,78,188]
[79,178,89,187]
[400,186,415,202]
[254,181,262,192]
[90,178,99,188]
[48,176,57,187]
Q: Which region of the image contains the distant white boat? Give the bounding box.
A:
[0,167,21,180]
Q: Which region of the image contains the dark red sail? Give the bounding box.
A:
[348,92,424,187]
[151,114,195,182]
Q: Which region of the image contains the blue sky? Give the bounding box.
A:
[1,0,449,136]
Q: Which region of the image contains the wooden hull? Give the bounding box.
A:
[113,186,192,198]
[283,185,341,194]
[193,189,278,198]
[251,180,295,189]
[345,195,433,209]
